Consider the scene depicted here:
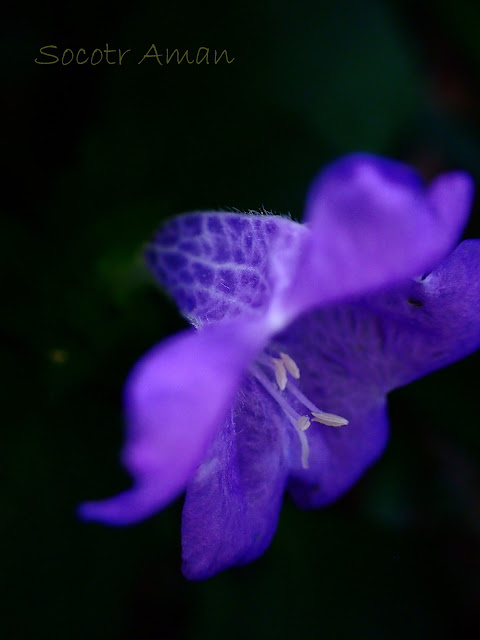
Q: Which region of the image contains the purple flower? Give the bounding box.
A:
[79,154,478,580]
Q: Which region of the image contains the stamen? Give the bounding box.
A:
[311,411,349,427]
[270,357,287,391]
[250,364,310,469]
[296,428,310,469]
[297,415,311,431]
[280,352,300,379]
[285,380,321,413]
[284,379,349,426]
[250,348,348,471]
[250,364,300,422]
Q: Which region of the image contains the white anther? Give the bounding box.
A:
[280,352,300,379]
[311,411,349,427]
[297,415,311,431]
[270,357,287,391]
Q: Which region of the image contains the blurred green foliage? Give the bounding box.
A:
[3,0,480,638]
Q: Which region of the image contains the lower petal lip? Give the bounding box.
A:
[78,317,271,525]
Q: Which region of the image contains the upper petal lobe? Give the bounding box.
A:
[281,154,473,318]
[146,212,305,326]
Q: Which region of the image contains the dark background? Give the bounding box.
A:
[3,0,480,638]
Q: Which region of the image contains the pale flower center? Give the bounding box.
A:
[249,349,348,469]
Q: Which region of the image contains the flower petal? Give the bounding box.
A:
[288,400,389,508]
[281,154,473,317]
[359,239,480,389]
[145,212,305,326]
[181,375,288,579]
[276,306,391,504]
[79,320,269,525]
[279,238,480,506]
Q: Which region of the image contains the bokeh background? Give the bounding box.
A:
[4,0,480,637]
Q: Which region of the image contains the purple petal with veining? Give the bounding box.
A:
[181,375,288,579]
[146,211,305,326]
